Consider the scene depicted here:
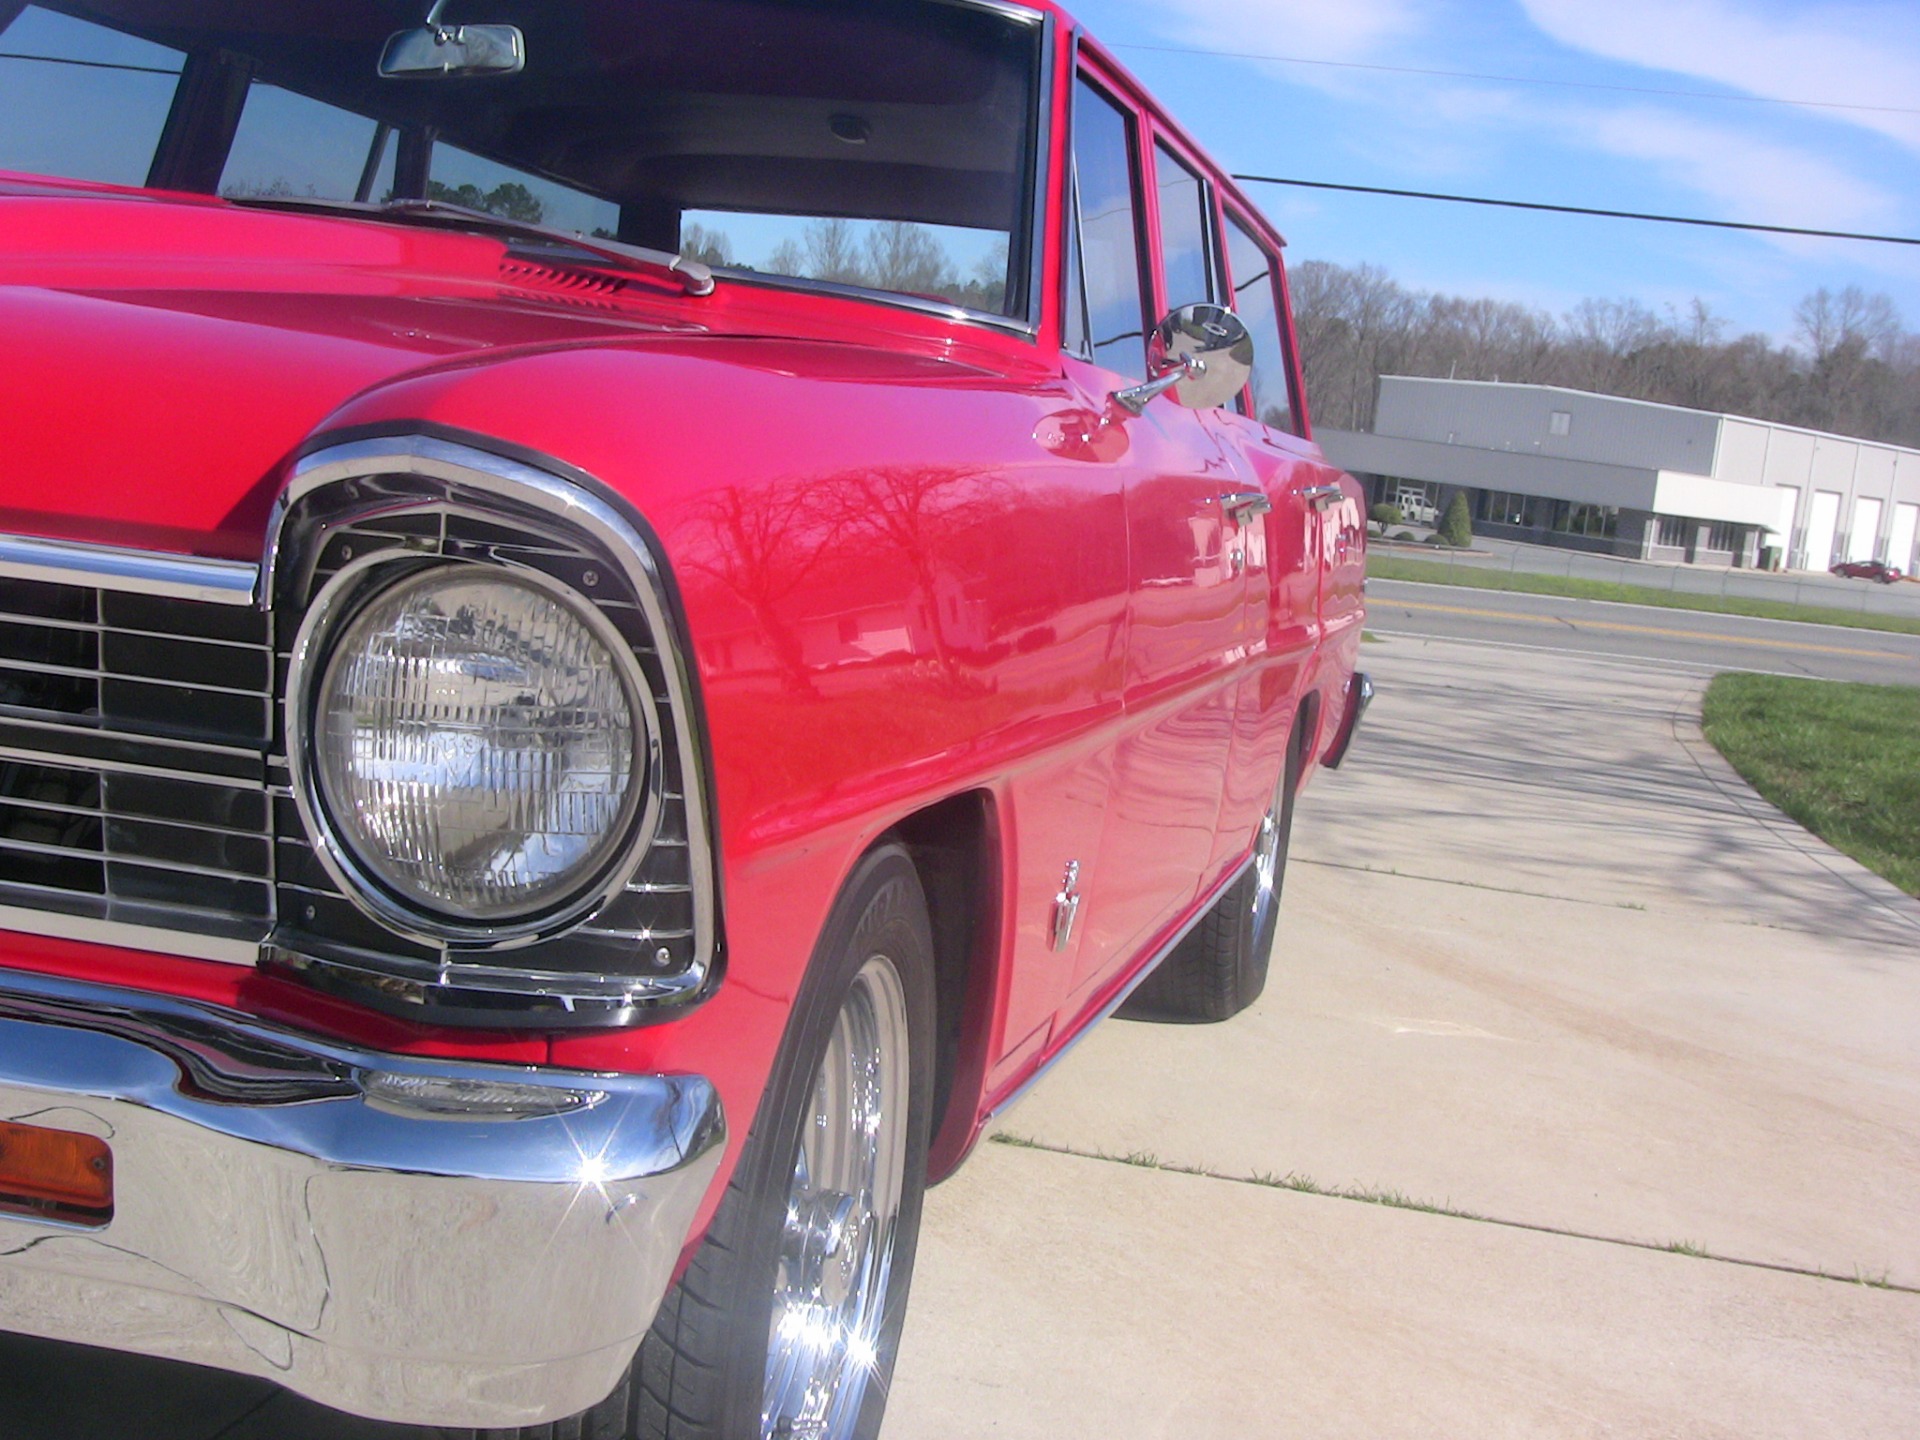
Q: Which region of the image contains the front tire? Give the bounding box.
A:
[478,845,935,1440]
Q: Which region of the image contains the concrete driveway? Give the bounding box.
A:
[5,632,1918,1437]
[886,634,1920,1438]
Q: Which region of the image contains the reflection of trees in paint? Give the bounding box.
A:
[685,482,844,698]
[812,464,1012,687]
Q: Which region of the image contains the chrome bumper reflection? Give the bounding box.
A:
[0,967,724,1428]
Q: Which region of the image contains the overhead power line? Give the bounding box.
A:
[1110,42,1920,119]
[0,51,179,77]
[1231,174,1920,247]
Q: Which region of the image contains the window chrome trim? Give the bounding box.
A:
[285,554,665,949]
[0,534,258,606]
[270,434,721,1004]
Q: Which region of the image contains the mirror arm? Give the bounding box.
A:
[1111,354,1202,415]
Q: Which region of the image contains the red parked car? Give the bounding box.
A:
[1830,559,1905,583]
[0,3,1367,1436]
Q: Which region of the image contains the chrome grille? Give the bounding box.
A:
[0,438,716,1027]
[0,578,273,950]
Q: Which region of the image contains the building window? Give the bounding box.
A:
[1705,520,1741,553]
[1479,490,1531,527]
[1654,515,1691,549]
[1549,411,1572,437]
[1553,502,1618,540]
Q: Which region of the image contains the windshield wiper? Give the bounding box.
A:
[229,194,716,296]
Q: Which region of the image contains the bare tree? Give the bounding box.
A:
[1286,260,1920,448]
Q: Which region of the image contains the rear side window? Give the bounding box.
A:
[0,6,182,187]
[1223,211,1299,434]
[1070,76,1149,379]
[1153,142,1214,311]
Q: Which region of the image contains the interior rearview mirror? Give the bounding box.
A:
[379,22,525,79]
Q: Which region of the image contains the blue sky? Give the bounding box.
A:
[1065,0,1920,347]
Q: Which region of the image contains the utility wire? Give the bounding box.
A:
[1109,42,1920,118]
[0,52,180,76]
[1231,174,1920,247]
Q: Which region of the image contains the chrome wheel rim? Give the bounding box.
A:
[763,954,910,1440]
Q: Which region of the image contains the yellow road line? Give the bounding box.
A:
[1383,597,1913,660]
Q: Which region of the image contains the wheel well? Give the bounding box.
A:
[886,791,999,1185]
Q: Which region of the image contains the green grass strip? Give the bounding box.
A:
[1702,674,1920,897]
[1368,554,1920,638]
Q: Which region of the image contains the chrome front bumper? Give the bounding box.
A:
[0,968,725,1428]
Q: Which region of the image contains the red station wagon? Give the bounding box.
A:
[0,3,1368,1436]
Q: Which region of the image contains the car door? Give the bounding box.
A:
[1201,204,1334,864]
[1057,68,1249,1007]
[1213,205,1367,814]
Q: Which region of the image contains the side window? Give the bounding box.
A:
[0,6,183,187]
[1153,141,1214,311]
[1070,77,1149,380]
[1223,211,1299,435]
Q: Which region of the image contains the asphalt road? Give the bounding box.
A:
[1368,576,1920,687]
[1381,534,1920,623]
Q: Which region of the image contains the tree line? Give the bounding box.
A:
[1289,260,1920,448]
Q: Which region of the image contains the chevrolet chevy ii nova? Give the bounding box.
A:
[0,2,1367,1436]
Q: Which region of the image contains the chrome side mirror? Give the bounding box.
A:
[380,2,524,79]
[1112,304,1254,415]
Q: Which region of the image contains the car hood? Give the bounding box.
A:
[0,184,1028,561]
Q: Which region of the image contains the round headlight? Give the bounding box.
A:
[307,565,649,926]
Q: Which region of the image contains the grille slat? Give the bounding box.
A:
[0,579,274,948]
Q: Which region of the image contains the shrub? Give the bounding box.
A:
[1369,502,1403,528]
[1389,529,1416,542]
[1438,492,1473,548]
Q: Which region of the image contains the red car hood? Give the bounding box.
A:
[0,183,1025,561]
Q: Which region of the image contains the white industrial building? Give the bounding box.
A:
[1319,377,1920,573]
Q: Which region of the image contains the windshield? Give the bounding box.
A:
[0,0,1044,318]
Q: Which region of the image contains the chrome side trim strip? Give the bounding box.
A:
[0,534,258,606]
[0,903,259,966]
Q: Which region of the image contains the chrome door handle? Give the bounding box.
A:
[1221,490,1272,522]
[1302,482,1344,509]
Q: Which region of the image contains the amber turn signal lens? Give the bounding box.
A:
[0,1119,112,1224]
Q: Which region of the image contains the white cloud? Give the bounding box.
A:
[1518,0,1920,153]
[1573,104,1902,233]
[1155,0,1427,63]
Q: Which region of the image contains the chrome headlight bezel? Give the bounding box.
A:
[286,553,664,949]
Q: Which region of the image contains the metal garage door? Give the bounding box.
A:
[1891,503,1919,575]
[1848,497,1883,563]
[1803,489,1841,569]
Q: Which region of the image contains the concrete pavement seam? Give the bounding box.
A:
[1294,857,1654,912]
[988,1135,1920,1298]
